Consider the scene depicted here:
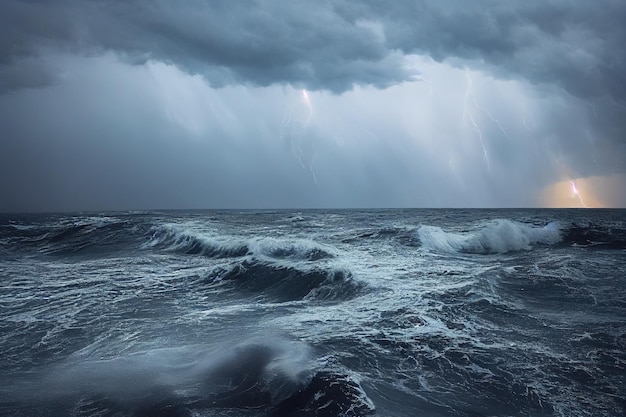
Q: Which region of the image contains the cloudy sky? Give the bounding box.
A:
[1,0,625,211]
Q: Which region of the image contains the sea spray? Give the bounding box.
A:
[418,219,561,254]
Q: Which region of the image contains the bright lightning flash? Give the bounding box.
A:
[570,180,588,208]
[302,89,313,125]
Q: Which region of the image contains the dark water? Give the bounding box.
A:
[1,209,624,416]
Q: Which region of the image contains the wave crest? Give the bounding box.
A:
[418,219,561,254]
[211,260,365,302]
[143,225,249,258]
[144,225,337,261]
[248,237,336,261]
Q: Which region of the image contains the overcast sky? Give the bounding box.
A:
[1,0,625,211]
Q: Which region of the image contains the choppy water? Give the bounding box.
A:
[1,209,625,416]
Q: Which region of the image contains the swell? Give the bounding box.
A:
[561,223,626,249]
[206,259,365,303]
[0,217,146,257]
[341,227,406,243]
[1,218,339,262]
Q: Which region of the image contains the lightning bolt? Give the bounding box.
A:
[522,118,531,131]
[482,108,510,139]
[463,71,490,170]
[570,180,588,208]
[521,103,535,132]
[302,89,313,127]
[279,89,318,184]
[309,142,318,185]
[299,89,316,184]
[558,87,599,119]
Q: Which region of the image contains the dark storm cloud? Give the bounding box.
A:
[348,1,626,102]
[0,0,625,210]
[0,0,414,93]
[2,0,625,157]
[1,0,625,102]
[365,0,626,149]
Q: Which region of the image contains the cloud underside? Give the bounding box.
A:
[2,1,625,101]
[0,0,625,209]
[3,1,625,145]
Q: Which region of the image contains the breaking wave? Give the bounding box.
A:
[143,224,249,258]
[145,224,337,261]
[418,219,561,254]
[1,217,340,263]
[248,237,337,261]
[5,339,374,417]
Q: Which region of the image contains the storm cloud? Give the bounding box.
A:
[3,1,625,100]
[1,0,625,210]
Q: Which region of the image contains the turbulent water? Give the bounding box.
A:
[1,209,625,417]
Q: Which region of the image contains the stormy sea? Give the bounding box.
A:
[1,209,624,417]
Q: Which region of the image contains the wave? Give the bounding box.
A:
[143,224,249,259]
[271,371,375,417]
[341,226,407,244]
[208,260,365,303]
[248,237,337,261]
[418,219,562,254]
[2,217,340,263]
[0,217,144,256]
[6,339,374,417]
[562,223,626,250]
[146,224,337,261]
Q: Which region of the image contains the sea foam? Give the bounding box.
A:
[418,219,561,254]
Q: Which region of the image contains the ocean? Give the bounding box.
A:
[0,209,624,417]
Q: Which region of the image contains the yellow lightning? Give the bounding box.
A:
[570,180,588,208]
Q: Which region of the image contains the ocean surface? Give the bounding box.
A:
[0,209,624,417]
